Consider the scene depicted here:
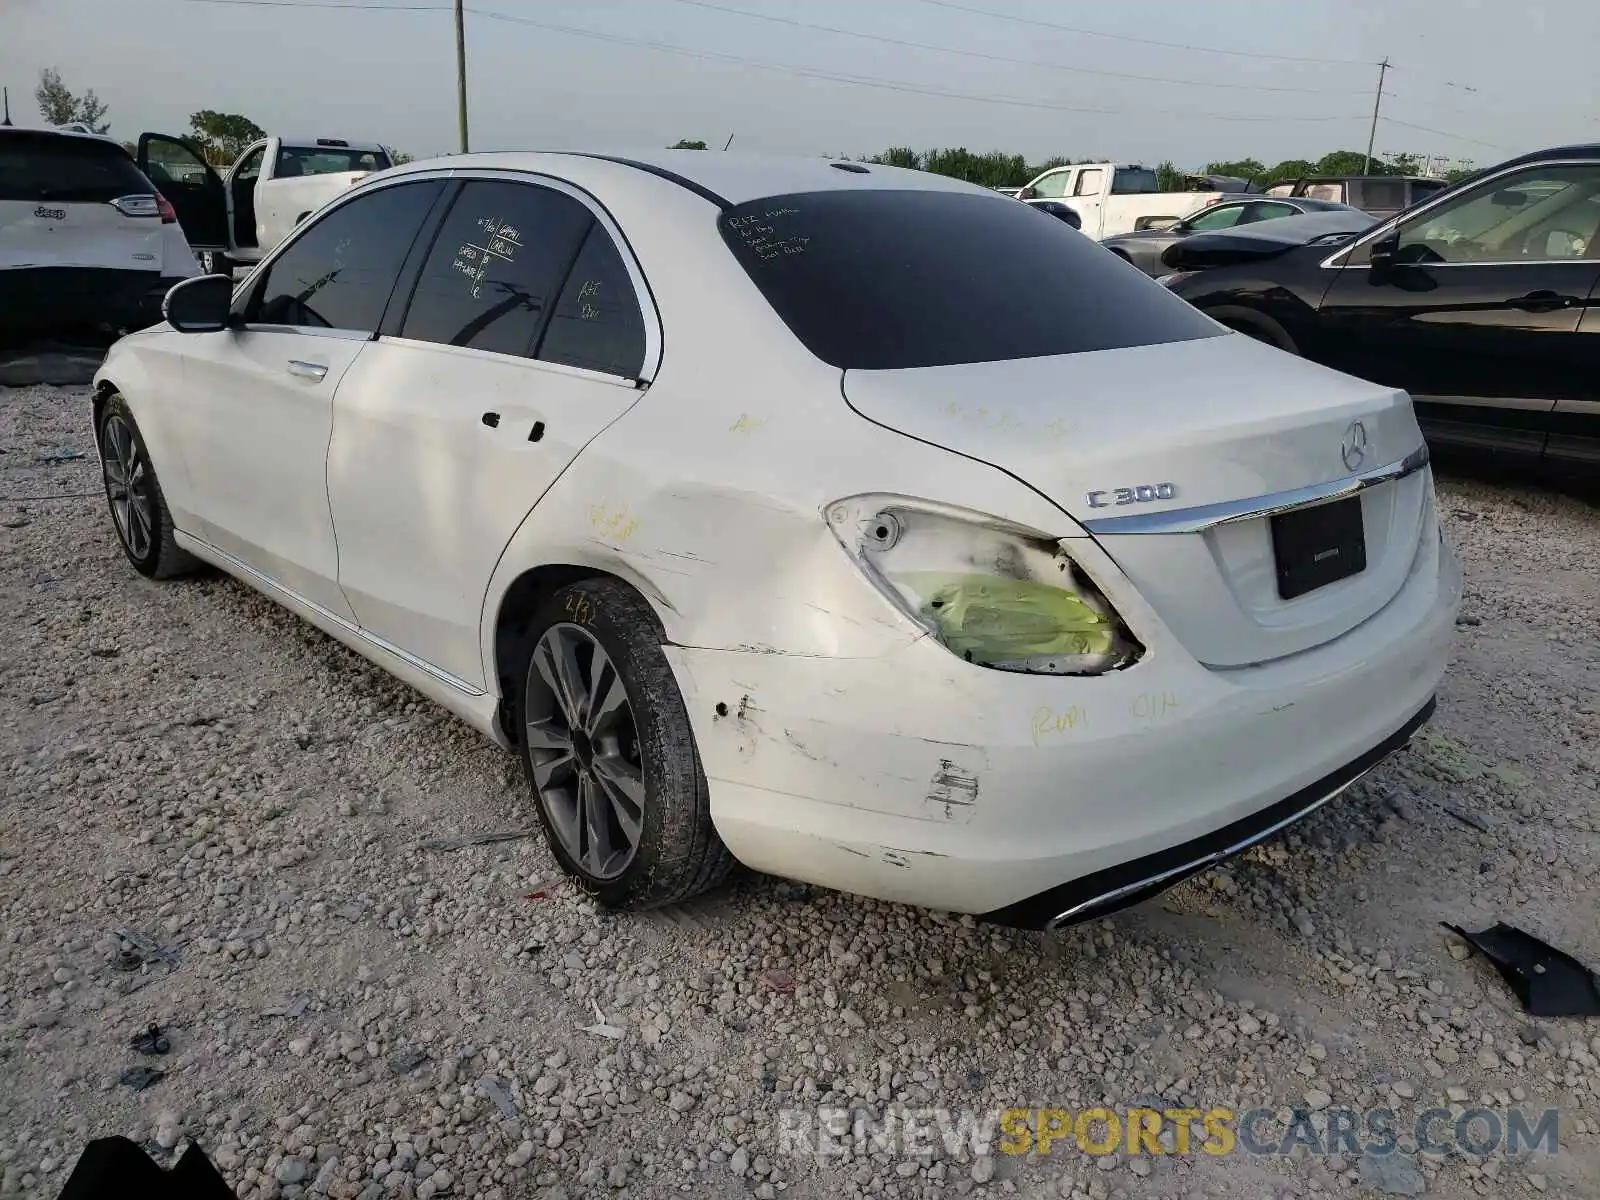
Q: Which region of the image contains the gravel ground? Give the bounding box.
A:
[1,381,1597,1200]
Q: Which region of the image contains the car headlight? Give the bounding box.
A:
[825,496,1143,675]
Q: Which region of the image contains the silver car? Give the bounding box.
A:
[1103,195,1368,276]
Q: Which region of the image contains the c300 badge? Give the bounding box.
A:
[1086,482,1176,508]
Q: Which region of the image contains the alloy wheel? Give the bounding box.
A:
[102,415,154,561]
[524,623,646,880]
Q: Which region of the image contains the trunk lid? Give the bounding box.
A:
[0,130,165,273]
[0,198,164,272]
[842,334,1431,668]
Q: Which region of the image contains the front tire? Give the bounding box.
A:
[97,394,198,579]
[514,578,732,910]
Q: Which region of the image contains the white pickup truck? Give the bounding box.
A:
[1017,163,1228,240]
[134,133,392,274]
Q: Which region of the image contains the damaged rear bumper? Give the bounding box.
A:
[983,696,1434,929]
[663,505,1460,922]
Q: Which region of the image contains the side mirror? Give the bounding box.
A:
[1490,189,1527,208]
[1368,232,1400,277]
[162,274,235,333]
[1017,185,1036,201]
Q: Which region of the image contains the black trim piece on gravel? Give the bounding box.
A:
[980,696,1437,930]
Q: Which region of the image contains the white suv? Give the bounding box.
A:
[0,127,197,341]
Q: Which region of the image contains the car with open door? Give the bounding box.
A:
[92,150,1459,929]
[135,132,390,275]
[1161,144,1600,476]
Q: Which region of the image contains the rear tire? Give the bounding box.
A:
[513,578,732,910]
[97,393,199,580]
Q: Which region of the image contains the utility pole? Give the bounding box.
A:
[454,0,469,154]
[1364,57,1390,175]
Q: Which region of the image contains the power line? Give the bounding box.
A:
[467,8,1365,124]
[175,0,1511,149]
[663,0,1369,95]
[906,0,1376,66]
[1380,115,1507,152]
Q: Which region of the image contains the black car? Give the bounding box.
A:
[1161,144,1600,473]
[1102,194,1367,276]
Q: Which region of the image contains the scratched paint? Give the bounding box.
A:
[1030,703,1088,747]
[940,402,1071,440]
[924,758,980,823]
[729,413,769,435]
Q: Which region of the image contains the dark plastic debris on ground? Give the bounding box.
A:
[131,1023,171,1055]
[1444,922,1600,1017]
[117,1065,165,1092]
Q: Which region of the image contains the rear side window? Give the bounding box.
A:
[719,189,1220,370]
[246,180,443,332]
[398,180,594,358]
[0,132,151,203]
[536,223,647,377]
[1360,180,1405,211]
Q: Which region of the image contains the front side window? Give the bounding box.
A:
[1030,171,1070,199]
[244,180,443,331]
[1074,168,1104,197]
[397,180,595,358]
[1184,204,1249,232]
[719,189,1220,370]
[1395,163,1600,263]
[1303,183,1343,202]
[233,145,265,185]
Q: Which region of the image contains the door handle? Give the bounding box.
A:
[1508,290,1576,313]
[286,360,328,381]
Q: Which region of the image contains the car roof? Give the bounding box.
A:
[0,125,122,146]
[383,149,989,207]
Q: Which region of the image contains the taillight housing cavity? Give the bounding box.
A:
[826,495,1144,675]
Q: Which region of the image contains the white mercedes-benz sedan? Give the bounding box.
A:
[92,151,1461,928]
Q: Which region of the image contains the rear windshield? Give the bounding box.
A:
[276,146,392,178]
[718,189,1220,370]
[0,132,152,203]
[1111,167,1160,194]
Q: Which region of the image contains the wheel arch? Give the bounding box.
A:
[488,563,672,745]
[1202,303,1301,354]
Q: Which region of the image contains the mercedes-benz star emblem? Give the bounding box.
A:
[1341,420,1369,472]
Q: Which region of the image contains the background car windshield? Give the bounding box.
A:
[719,189,1220,370]
[277,146,392,177]
[0,133,151,202]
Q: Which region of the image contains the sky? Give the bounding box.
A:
[3,0,1597,173]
